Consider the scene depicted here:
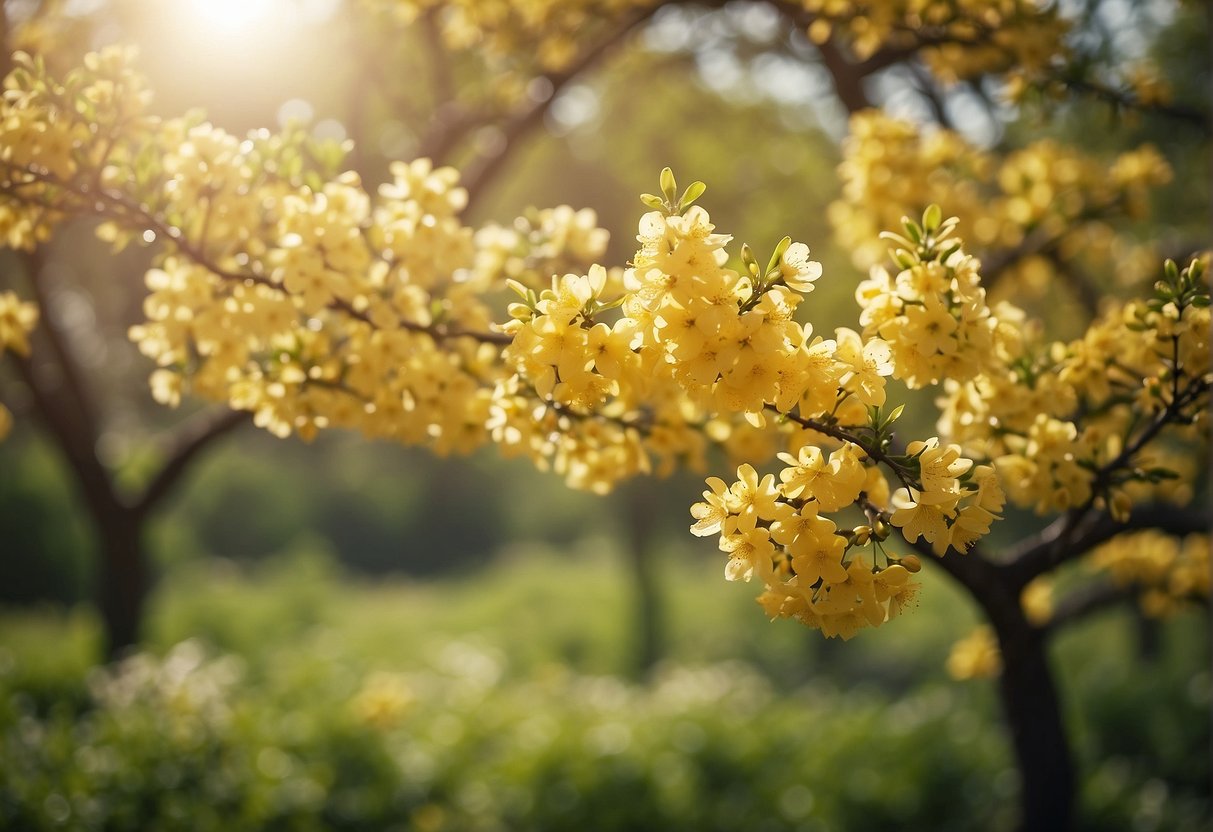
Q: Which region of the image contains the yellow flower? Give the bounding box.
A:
[724,463,781,532]
[689,477,730,538]
[0,292,39,357]
[890,487,956,556]
[834,327,893,406]
[947,627,1002,680]
[779,242,823,293]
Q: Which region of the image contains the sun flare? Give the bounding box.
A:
[183,0,278,34]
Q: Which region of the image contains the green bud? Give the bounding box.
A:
[660,167,678,204]
[922,204,942,234]
[767,236,792,276]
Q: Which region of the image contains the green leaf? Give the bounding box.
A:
[678,180,707,213]
[640,193,665,211]
[659,167,677,204]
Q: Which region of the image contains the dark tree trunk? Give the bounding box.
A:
[95,510,149,661]
[993,617,1076,832]
[929,552,1076,831]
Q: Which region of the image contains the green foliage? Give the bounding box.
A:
[0,553,1206,830]
[0,639,1014,831]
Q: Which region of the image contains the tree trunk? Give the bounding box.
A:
[95,510,149,661]
[993,615,1075,832]
[623,480,663,677]
[928,552,1076,831]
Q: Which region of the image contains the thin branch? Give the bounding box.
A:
[460,7,658,214]
[767,404,917,490]
[134,407,249,517]
[908,61,953,129]
[1063,76,1211,132]
[1041,249,1102,318]
[1044,578,1131,633]
[421,6,455,115]
[0,163,512,345]
[981,224,1063,288]
[813,35,872,114]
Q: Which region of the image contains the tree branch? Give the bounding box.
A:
[1063,75,1211,133]
[0,163,512,345]
[134,407,249,517]
[813,36,872,114]
[8,352,117,515]
[460,8,657,215]
[0,0,12,79]
[1043,578,1132,633]
[20,248,103,441]
[1006,503,1211,589]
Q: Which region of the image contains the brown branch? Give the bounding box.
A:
[460,7,657,215]
[768,404,922,492]
[0,163,512,345]
[1042,249,1102,318]
[813,36,872,114]
[421,7,455,114]
[905,536,1025,631]
[980,225,1062,288]
[1043,578,1132,633]
[20,248,103,440]
[1063,76,1211,132]
[1006,503,1211,589]
[908,61,952,129]
[133,407,249,517]
[0,1,12,79]
[9,352,117,514]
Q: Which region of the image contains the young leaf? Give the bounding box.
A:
[660,167,677,204]
[678,180,707,213]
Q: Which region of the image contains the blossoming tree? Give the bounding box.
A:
[0,1,1209,829]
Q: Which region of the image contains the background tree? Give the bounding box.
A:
[0,1,1209,830]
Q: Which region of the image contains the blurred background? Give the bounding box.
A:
[0,0,1209,829]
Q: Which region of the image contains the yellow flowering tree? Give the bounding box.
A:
[0,1,1209,830]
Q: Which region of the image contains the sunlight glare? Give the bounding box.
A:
[183,0,279,34]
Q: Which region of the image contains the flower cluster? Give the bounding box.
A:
[889,440,1004,556]
[474,205,611,291]
[946,626,1001,680]
[940,257,1210,517]
[831,112,1172,298]
[365,0,655,73]
[1090,531,1210,618]
[801,0,1069,83]
[855,209,1001,388]
[0,291,39,442]
[691,460,922,640]
[0,291,38,358]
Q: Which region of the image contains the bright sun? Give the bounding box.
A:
[183,0,278,33]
